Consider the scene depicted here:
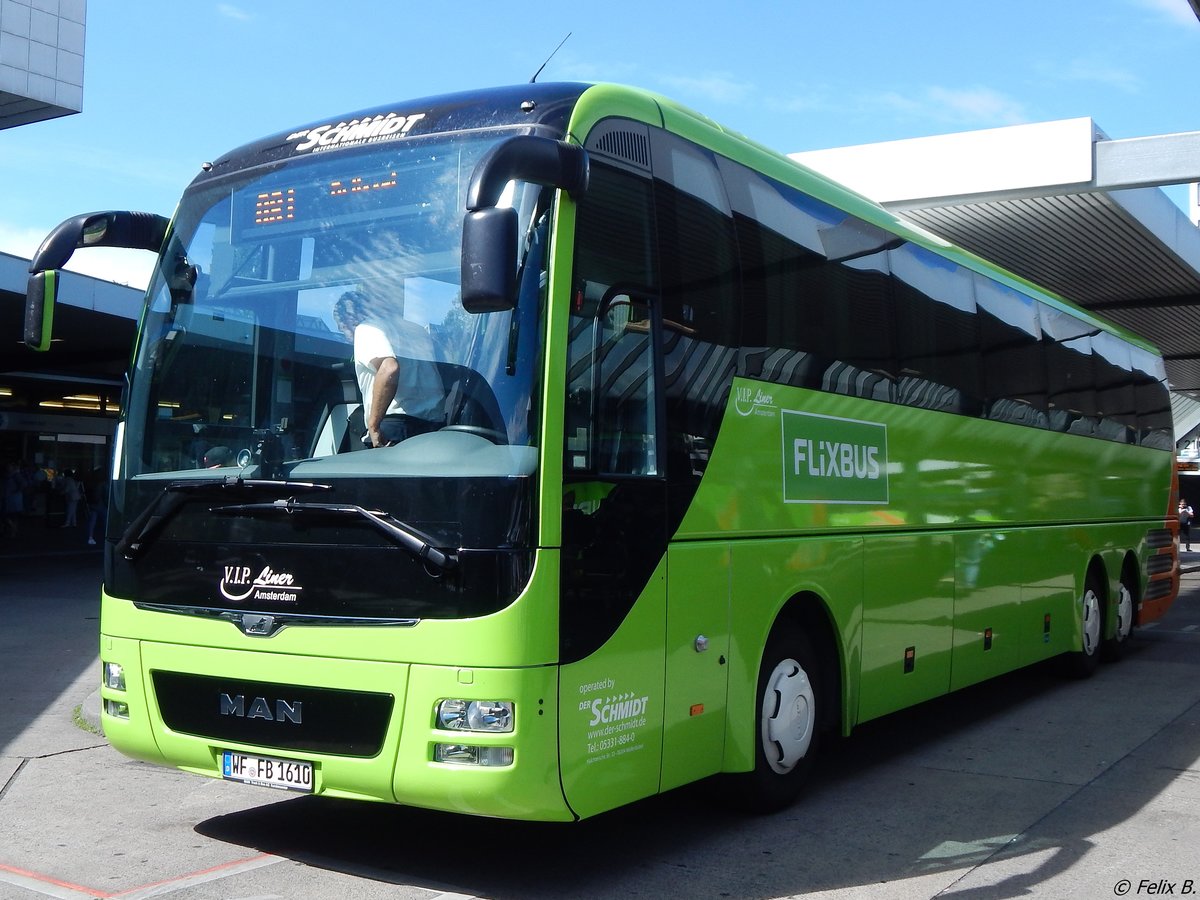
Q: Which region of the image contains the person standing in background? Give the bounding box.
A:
[60,470,81,528]
[3,462,26,539]
[85,468,108,546]
[1179,498,1193,552]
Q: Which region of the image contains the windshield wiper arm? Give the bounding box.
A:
[117,477,333,560]
[212,499,457,571]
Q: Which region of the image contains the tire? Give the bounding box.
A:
[1101,573,1136,662]
[1065,572,1104,678]
[729,624,823,813]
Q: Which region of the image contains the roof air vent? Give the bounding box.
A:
[585,120,652,173]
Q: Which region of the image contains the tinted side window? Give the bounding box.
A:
[566,163,659,475]
[890,244,982,415]
[1132,348,1173,449]
[1092,331,1136,443]
[651,133,739,345]
[652,132,740,477]
[976,278,1048,428]
[720,157,895,401]
[692,140,1163,448]
[1042,305,1099,435]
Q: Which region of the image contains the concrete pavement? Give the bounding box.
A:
[2,530,1199,899]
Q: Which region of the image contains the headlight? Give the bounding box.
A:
[436,699,513,733]
[103,662,125,691]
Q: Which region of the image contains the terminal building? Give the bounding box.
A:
[4,0,1200,489]
[0,252,138,476]
[0,0,84,128]
[1,0,138,481]
[0,0,142,479]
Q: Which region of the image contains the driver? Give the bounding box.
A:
[334,289,444,447]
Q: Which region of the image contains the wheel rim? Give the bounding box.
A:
[1114,583,1134,643]
[760,657,815,774]
[1081,588,1102,656]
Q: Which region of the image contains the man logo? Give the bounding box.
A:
[219,693,303,725]
[241,614,277,636]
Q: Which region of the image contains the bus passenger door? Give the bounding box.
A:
[558,287,670,819]
[662,542,731,791]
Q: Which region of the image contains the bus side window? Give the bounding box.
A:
[567,161,659,477]
[595,294,657,475]
[652,133,739,479]
[565,289,658,476]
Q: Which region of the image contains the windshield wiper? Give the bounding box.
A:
[117,477,333,560]
[212,499,457,572]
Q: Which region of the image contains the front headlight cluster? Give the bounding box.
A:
[436,699,513,732]
[103,661,129,719]
[433,698,514,767]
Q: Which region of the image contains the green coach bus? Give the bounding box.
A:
[25,82,1179,820]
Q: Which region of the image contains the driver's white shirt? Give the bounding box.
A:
[352,318,443,422]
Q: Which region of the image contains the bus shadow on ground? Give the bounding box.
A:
[195,635,1200,899]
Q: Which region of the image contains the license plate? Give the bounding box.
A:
[221,750,313,793]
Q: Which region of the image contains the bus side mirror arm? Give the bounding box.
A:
[461,136,589,314]
[24,211,169,351]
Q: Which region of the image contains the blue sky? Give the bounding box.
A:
[3,0,1199,288]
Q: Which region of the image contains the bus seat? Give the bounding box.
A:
[822,361,894,401]
[308,361,366,457]
[897,376,975,415]
[740,347,817,387]
[987,398,1049,429]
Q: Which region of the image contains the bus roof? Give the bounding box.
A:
[195,82,590,184]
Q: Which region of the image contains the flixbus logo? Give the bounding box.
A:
[782,410,888,505]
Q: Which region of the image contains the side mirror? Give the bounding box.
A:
[460,136,588,314]
[23,210,169,352]
[461,207,518,314]
[24,270,58,351]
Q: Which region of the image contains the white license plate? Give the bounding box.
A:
[221,750,313,793]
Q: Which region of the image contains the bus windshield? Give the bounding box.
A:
[111,130,547,620]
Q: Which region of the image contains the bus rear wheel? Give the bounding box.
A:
[1065,573,1103,678]
[732,625,822,812]
[1102,576,1135,662]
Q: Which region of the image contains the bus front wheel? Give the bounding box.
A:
[733,625,822,812]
